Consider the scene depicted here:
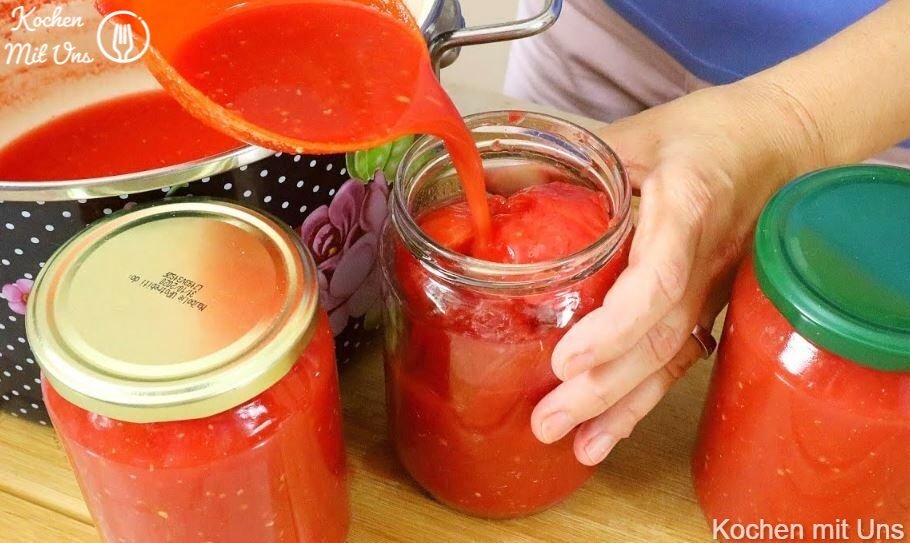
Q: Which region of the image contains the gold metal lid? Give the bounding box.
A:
[27,199,320,423]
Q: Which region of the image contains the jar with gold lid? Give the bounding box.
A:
[27,200,349,543]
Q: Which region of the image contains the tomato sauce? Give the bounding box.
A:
[0,91,239,181]
[693,258,910,541]
[45,312,349,543]
[386,182,631,517]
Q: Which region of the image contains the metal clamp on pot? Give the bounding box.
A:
[423,0,563,72]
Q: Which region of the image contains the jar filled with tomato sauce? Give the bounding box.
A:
[26,200,349,543]
[380,111,633,518]
[694,166,910,542]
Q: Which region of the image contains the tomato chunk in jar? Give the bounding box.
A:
[381,112,633,518]
[693,166,910,542]
[28,200,350,543]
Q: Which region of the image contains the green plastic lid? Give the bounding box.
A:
[754,165,910,372]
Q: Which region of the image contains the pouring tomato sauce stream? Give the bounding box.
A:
[99,0,493,248]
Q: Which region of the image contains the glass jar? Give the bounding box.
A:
[380,111,633,518]
[694,166,910,541]
[27,200,349,543]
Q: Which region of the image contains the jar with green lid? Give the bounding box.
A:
[693,165,910,542]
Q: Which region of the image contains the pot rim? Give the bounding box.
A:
[0,145,275,202]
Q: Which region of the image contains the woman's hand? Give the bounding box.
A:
[530,0,910,467]
[531,80,827,465]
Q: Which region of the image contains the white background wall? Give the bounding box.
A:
[440,0,521,93]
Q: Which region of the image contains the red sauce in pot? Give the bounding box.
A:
[0,91,239,181]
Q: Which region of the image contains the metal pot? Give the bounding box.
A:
[0,0,562,423]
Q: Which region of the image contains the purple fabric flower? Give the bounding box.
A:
[301,175,390,335]
[1,278,34,316]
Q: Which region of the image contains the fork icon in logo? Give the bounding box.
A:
[111,23,135,62]
[96,10,150,64]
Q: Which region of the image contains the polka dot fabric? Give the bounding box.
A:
[0,152,383,423]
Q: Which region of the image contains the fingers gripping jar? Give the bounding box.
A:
[380,111,633,519]
[27,200,349,543]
